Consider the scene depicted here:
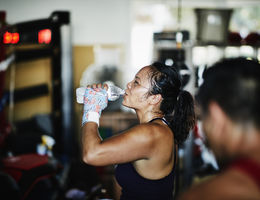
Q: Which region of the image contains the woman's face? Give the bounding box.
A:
[122,66,151,109]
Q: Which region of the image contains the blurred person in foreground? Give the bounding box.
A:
[179,57,260,200]
[80,61,195,200]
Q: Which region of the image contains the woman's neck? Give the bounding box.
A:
[136,109,164,123]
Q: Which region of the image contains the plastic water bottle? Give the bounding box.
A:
[76,85,125,104]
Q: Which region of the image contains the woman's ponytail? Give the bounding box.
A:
[149,62,196,145]
[171,90,195,145]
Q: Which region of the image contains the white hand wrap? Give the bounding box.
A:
[82,111,100,126]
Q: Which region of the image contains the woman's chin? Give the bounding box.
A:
[122,100,128,107]
[122,100,132,109]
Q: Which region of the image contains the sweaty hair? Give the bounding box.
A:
[148,62,195,145]
[196,57,260,129]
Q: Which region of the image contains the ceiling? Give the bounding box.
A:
[133,0,260,8]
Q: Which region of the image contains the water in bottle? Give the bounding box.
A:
[107,85,125,101]
[76,85,125,104]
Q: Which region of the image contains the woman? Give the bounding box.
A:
[81,62,195,200]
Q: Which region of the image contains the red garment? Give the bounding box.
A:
[229,158,260,189]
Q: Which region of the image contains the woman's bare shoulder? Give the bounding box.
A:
[128,121,172,140]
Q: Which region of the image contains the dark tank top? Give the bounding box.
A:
[115,118,177,200]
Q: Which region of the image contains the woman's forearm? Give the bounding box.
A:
[81,122,102,164]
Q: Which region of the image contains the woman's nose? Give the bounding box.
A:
[127,81,131,89]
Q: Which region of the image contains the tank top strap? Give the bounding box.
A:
[149,117,169,126]
[149,117,178,172]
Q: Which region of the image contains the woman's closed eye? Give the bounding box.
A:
[134,80,139,86]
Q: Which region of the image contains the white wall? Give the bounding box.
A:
[0,0,131,45]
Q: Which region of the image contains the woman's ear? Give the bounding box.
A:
[148,94,162,105]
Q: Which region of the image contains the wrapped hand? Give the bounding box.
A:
[82,87,108,126]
